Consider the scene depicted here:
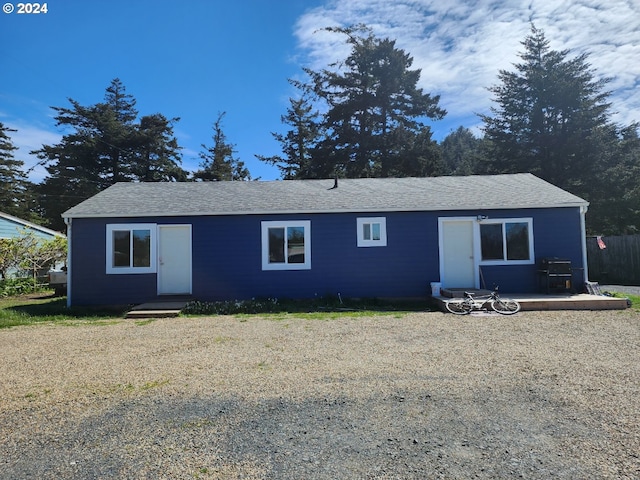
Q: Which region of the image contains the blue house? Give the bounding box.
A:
[0,211,65,279]
[62,174,589,307]
[0,211,64,242]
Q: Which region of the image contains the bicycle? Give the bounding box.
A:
[445,287,521,315]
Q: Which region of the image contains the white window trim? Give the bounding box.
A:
[478,218,534,265]
[357,217,387,247]
[261,220,311,271]
[106,224,157,274]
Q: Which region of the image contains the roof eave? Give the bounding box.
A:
[62,201,589,219]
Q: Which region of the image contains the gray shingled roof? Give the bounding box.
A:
[62,173,588,218]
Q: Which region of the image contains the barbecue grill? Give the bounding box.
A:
[538,258,572,293]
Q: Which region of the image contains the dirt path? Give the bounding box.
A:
[1,310,639,479]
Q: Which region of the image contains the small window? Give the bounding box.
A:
[106,224,156,274]
[357,217,387,247]
[480,219,534,264]
[261,221,311,270]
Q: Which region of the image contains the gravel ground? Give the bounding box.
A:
[1,309,639,479]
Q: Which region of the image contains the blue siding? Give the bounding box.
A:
[69,206,585,305]
[473,208,585,292]
[193,212,438,300]
[0,216,60,241]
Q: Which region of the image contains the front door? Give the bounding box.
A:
[439,219,477,288]
[158,225,192,295]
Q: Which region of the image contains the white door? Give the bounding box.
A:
[439,219,477,288]
[158,225,192,295]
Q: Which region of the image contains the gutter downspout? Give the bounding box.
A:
[580,205,589,285]
[64,217,71,308]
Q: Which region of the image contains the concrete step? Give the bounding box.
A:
[125,309,182,319]
[125,300,189,319]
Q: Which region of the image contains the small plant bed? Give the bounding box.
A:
[182,296,433,318]
[0,277,50,297]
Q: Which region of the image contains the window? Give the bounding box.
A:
[357,217,387,247]
[261,221,311,270]
[479,219,534,264]
[106,224,156,274]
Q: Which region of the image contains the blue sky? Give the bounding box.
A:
[2,0,639,182]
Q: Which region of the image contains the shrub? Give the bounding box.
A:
[183,298,281,315]
[182,295,430,316]
[0,277,49,297]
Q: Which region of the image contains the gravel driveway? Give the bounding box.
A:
[1,310,639,479]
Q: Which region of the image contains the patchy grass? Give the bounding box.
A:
[140,379,170,390]
[0,293,128,329]
[629,294,640,311]
[0,293,431,329]
[134,318,157,326]
[611,292,640,312]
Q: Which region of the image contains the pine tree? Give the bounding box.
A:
[440,127,486,176]
[0,123,32,218]
[480,25,613,197]
[34,79,187,230]
[134,114,187,181]
[588,123,640,234]
[302,26,446,178]
[194,112,250,181]
[257,93,323,179]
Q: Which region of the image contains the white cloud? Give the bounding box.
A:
[294,0,640,131]
[5,122,61,183]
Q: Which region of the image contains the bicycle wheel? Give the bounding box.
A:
[445,300,472,315]
[491,298,521,315]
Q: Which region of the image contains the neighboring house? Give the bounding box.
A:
[0,211,66,278]
[0,211,64,242]
[62,174,589,307]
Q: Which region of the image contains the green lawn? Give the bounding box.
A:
[611,292,640,312]
[0,293,127,329]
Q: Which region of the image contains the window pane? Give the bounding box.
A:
[371,223,381,241]
[363,223,371,240]
[506,222,530,260]
[132,229,151,267]
[113,231,130,267]
[268,228,285,263]
[287,226,305,263]
[480,224,504,260]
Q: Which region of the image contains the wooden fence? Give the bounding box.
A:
[587,234,640,286]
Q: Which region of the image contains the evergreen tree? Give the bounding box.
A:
[440,126,486,175]
[34,79,139,229]
[134,114,187,181]
[194,112,250,181]
[588,123,640,234]
[256,93,323,179]
[34,79,187,230]
[100,78,139,183]
[480,25,613,198]
[388,124,444,177]
[302,26,446,178]
[0,123,32,218]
